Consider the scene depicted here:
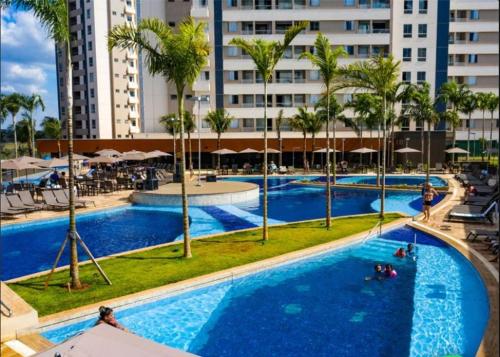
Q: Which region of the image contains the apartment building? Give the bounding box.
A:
[56,0,141,139]
[153,0,496,144]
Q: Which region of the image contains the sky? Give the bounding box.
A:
[1,7,59,128]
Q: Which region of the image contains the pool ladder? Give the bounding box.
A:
[361,220,383,244]
[1,299,13,317]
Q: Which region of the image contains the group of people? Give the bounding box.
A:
[365,243,415,281]
[44,170,67,189]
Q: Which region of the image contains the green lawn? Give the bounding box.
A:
[10,213,402,316]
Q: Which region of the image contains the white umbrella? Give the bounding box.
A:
[121,152,149,161]
[146,150,171,158]
[38,158,69,168]
[61,154,89,161]
[12,156,46,164]
[314,148,340,153]
[239,148,259,154]
[87,156,123,164]
[122,150,145,155]
[259,148,280,154]
[96,149,121,157]
[395,147,421,153]
[211,148,237,155]
[350,147,377,154]
[1,160,43,170]
[445,147,469,154]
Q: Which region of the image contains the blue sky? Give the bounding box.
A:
[1,7,59,127]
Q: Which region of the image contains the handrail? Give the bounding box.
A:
[362,220,383,244]
[1,299,13,317]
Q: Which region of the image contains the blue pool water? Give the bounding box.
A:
[1,177,444,280]
[313,175,448,187]
[42,226,489,357]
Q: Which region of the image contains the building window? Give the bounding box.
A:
[403,24,412,38]
[227,46,238,57]
[468,54,478,63]
[87,25,92,35]
[90,88,95,98]
[91,104,95,113]
[170,95,177,100]
[227,0,237,7]
[88,41,93,51]
[229,95,239,105]
[417,71,426,84]
[469,10,479,20]
[310,0,320,6]
[419,0,427,14]
[202,71,210,80]
[228,22,238,32]
[309,70,320,80]
[230,119,239,129]
[467,76,477,86]
[344,0,355,6]
[86,9,90,19]
[127,15,133,22]
[344,45,354,56]
[129,91,136,97]
[403,48,412,61]
[343,94,353,103]
[92,120,96,129]
[310,94,319,105]
[417,48,426,61]
[228,71,239,80]
[89,72,94,82]
[469,32,479,42]
[344,21,354,31]
[418,24,427,38]
[404,0,412,14]
[242,95,254,107]
[310,21,320,31]
[112,11,116,15]
[168,22,175,27]
[402,71,411,83]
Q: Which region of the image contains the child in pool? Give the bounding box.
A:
[384,264,397,278]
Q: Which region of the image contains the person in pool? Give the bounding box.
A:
[384,264,397,278]
[406,243,414,256]
[422,182,439,221]
[394,248,406,258]
[95,306,128,331]
[365,264,385,281]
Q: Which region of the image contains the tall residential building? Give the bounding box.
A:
[136,0,498,148]
[56,0,141,139]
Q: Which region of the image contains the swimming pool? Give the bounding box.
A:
[1,177,444,280]
[312,175,448,187]
[42,226,489,357]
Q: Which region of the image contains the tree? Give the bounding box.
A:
[5,0,104,289]
[275,109,286,168]
[338,54,401,218]
[109,17,210,258]
[475,92,490,159]
[21,93,45,156]
[41,116,62,157]
[290,107,312,173]
[460,92,478,160]
[184,111,196,173]
[229,21,307,241]
[485,93,499,162]
[3,92,24,158]
[307,111,322,169]
[205,109,233,169]
[300,34,345,228]
[0,94,8,128]
[438,81,470,163]
[17,113,35,155]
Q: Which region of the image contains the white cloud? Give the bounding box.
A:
[7,63,47,83]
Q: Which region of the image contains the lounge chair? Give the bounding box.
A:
[18,191,45,210]
[1,194,30,217]
[279,166,287,174]
[464,193,499,206]
[63,189,95,207]
[448,200,498,224]
[42,190,69,210]
[474,184,498,196]
[53,189,85,208]
[466,229,499,242]
[287,166,295,174]
[6,193,38,212]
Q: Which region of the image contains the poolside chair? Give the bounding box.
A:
[18,190,45,210]
[287,166,295,174]
[63,189,95,207]
[42,190,69,210]
[448,200,498,224]
[53,189,85,208]
[6,193,38,212]
[464,193,499,206]
[1,194,31,216]
[466,229,499,242]
[0,204,26,218]
[279,166,287,174]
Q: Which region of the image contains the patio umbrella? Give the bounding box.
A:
[211,148,237,155]
[37,158,69,168]
[35,324,195,357]
[394,147,420,153]
[147,150,172,158]
[1,159,44,184]
[258,148,280,154]
[313,148,340,153]
[122,150,145,155]
[445,147,469,154]
[239,148,258,154]
[12,156,46,164]
[96,149,121,157]
[350,147,377,154]
[121,152,149,161]
[61,154,89,161]
[87,156,123,164]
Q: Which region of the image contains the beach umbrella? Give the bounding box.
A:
[12,156,46,164]
[1,160,42,170]
[350,147,377,154]
[121,152,149,161]
[313,148,340,153]
[211,148,237,155]
[146,150,172,158]
[239,148,258,154]
[395,147,420,153]
[96,149,121,157]
[445,147,469,154]
[258,148,280,154]
[87,156,123,164]
[122,150,145,155]
[37,158,69,168]
[61,154,89,161]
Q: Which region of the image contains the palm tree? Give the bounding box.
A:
[184,111,196,173]
[387,82,413,168]
[0,93,8,128]
[338,54,401,218]
[21,93,45,157]
[300,34,345,228]
[485,93,499,162]
[275,109,286,168]
[290,107,312,173]
[18,112,36,156]
[438,81,470,163]
[5,0,95,288]
[41,116,62,157]
[476,92,490,158]
[307,111,322,169]
[109,17,210,258]
[3,93,24,158]
[205,109,233,169]
[460,92,478,160]
[229,21,306,241]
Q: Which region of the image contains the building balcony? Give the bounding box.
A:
[124,5,136,14]
[129,111,139,119]
[128,81,138,89]
[128,96,138,104]
[191,4,209,18]
[127,66,138,75]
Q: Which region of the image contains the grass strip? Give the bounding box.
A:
[10,213,402,316]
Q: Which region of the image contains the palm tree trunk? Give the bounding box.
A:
[481,109,486,161]
[12,114,18,158]
[262,81,269,241]
[178,89,191,258]
[380,92,387,218]
[57,139,61,158]
[217,134,221,169]
[452,126,456,164]
[303,133,307,173]
[66,42,81,289]
[421,123,424,169]
[31,110,36,157]
[277,127,282,168]
[188,131,193,173]
[325,86,331,228]
[332,115,337,185]
[359,127,363,166]
[311,134,316,169]
[390,120,395,168]
[467,113,471,161]
[488,111,494,162]
[426,120,431,183]
[376,126,380,186]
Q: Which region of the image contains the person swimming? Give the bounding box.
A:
[95,306,128,331]
[394,247,406,258]
[384,264,397,278]
[365,263,385,281]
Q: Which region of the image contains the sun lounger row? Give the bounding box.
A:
[447,193,498,224]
